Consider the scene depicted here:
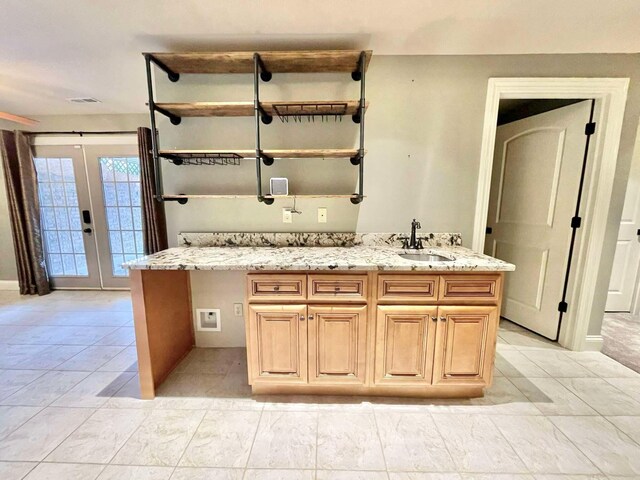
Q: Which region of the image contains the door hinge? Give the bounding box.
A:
[558,301,568,313]
[585,122,596,135]
[571,216,582,229]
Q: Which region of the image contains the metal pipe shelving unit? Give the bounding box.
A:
[143,50,370,205]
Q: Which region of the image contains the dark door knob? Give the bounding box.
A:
[83,228,92,234]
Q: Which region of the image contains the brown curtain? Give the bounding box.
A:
[138,127,168,254]
[0,131,50,295]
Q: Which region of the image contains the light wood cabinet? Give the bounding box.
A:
[308,305,367,385]
[247,304,307,384]
[432,305,498,386]
[374,306,437,385]
[246,272,503,397]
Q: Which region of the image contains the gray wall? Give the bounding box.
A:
[156,54,640,337]
[1,55,638,340]
[0,114,148,281]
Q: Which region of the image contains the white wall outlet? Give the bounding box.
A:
[318,207,327,223]
[195,309,221,332]
[282,208,293,223]
[233,303,243,316]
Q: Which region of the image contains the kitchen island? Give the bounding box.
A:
[126,233,514,399]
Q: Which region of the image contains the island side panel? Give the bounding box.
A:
[130,269,194,399]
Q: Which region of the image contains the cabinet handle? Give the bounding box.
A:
[440,316,446,322]
[308,315,314,320]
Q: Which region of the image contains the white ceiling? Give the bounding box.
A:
[1,0,639,116]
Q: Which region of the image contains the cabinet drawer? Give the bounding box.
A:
[247,274,307,302]
[308,274,368,302]
[377,274,439,303]
[438,274,501,304]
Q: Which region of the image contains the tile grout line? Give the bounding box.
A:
[370,409,389,473]
[242,407,264,477]
[171,409,208,472]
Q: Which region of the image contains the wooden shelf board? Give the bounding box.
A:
[163,194,255,199]
[147,50,372,75]
[263,195,362,199]
[159,149,364,159]
[162,194,362,200]
[156,101,367,118]
[157,102,253,117]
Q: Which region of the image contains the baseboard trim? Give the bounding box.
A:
[0,280,19,291]
[584,335,604,352]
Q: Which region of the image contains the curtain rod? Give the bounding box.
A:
[25,130,138,136]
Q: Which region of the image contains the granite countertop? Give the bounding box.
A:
[125,245,515,272]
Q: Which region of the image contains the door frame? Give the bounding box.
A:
[472,77,629,351]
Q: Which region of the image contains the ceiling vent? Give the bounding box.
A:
[66,97,100,104]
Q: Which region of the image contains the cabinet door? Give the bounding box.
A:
[432,306,498,386]
[374,306,438,385]
[308,305,367,385]
[247,304,307,384]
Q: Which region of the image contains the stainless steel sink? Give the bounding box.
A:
[398,253,454,262]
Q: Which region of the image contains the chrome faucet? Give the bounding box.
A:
[400,219,424,249]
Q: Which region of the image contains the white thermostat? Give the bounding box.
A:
[270,177,289,196]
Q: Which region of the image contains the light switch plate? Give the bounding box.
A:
[282,208,293,223]
[233,303,243,316]
[318,207,327,223]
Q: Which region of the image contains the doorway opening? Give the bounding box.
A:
[602,119,640,372]
[473,78,629,351]
[31,136,140,290]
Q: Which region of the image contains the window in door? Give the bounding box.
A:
[99,156,144,277]
[35,156,88,277]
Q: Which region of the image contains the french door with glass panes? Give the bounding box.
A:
[33,144,143,289]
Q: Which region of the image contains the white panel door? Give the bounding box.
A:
[485,101,592,339]
[606,121,640,312]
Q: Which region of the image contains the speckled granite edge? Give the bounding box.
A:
[178,232,463,248]
[125,245,515,272]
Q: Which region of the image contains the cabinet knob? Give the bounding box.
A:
[431,316,437,322]
[334,286,340,292]
[308,315,314,320]
[440,316,446,322]
[273,285,280,291]
[299,315,305,321]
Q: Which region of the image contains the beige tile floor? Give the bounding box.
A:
[0,290,639,479]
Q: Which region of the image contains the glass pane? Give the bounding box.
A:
[99,156,142,277]
[61,254,77,275]
[58,231,73,254]
[61,158,75,182]
[39,184,53,207]
[106,207,120,230]
[34,156,89,278]
[129,183,141,207]
[75,255,88,276]
[71,231,85,254]
[116,183,130,205]
[111,254,125,277]
[48,254,64,276]
[103,183,117,206]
